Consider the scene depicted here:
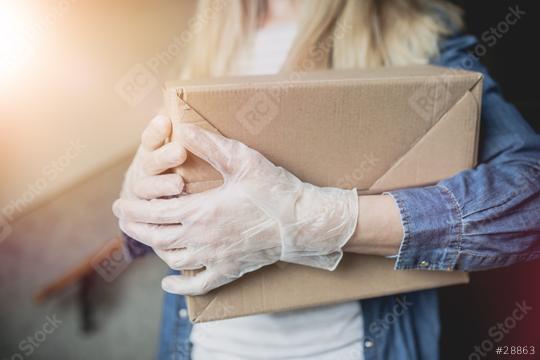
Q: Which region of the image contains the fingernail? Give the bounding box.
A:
[112,199,125,218]
[161,278,173,292]
[153,114,168,127]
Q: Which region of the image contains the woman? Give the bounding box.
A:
[113,0,540,359]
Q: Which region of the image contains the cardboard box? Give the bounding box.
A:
[165,65,483,323]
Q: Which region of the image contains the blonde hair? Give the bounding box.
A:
[181,0,462,78]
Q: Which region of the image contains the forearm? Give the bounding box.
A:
[343,194,403,256]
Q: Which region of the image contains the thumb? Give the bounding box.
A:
[178,123,246,176]
[161,269,224,296]
[141,115,172,151]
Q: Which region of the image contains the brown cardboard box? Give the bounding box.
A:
[165,65,483,323]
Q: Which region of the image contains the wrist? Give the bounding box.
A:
[343,194,403,256]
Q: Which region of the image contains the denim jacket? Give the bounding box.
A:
[124,33,540,360]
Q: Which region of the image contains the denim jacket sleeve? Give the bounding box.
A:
[124,233,153,259]
[388,34,540,272]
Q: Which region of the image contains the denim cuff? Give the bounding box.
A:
[384,185,463,271]
[123,232,154,259]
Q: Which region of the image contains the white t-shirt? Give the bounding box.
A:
[190,22,364,360]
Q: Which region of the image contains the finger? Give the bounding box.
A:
[141,115,172,151]
[133,174,184,199]
[119,220,188,248]
[161,269,227,296]
[178,123,247,176]
[154,248,205,271]
[112,196,204,224]
[143,141,187,175]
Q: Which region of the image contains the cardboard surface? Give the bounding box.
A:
[165,65,483,322]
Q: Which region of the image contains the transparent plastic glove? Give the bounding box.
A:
[120,115,186,201]
[113,124,358,295]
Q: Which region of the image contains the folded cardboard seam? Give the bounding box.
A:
[165,65,483,323]
[170,72,483,195]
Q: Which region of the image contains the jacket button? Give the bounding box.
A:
[364,339,374,348]
[178,309,188,318]
[419,260,430,267]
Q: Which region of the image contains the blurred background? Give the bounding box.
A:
[0,1,538,359]
[0,1,194,358]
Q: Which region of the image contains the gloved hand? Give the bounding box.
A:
[120,115,187,201]
[118,115,187,258]
[113,124,358,295]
